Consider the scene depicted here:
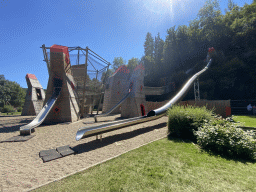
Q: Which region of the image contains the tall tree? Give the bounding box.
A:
[127,57,139,72]
[227,0,237,11]
[144,32,154,57]
[154,33,164,66]
[144,32,155,77]
[163,26,177,73]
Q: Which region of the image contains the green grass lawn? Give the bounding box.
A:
[0,111,21,116]
[233,115,256,127]
[34,138,256,192]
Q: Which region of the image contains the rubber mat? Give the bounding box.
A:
[0,135,35,143]
[39,146,76,162]
[56,145,75,157]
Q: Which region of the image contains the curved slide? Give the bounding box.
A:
[20,88,61,135]
[94,91,131,122]
[76,58,213,141]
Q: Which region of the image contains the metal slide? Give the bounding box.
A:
[94,91,131,122]
[20,88,61,135]
[76,58,213,141]
[94,82,134,122]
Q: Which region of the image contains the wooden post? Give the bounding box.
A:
[91,95,95,114]
[96,70,98,80]
[81,47,88,117]
[77,48,80,65]
[42,44,50,75]
[97,91,103,115]
[96,63,110,115]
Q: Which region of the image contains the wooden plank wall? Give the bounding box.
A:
[179,100,231,118]
[146,100,231,118]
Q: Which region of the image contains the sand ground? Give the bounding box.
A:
[0,114,169,192]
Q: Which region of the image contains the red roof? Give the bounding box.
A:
[113,65,130,75]
[26,74,37,80]
[134,63,145,71]
[50,44,70,64]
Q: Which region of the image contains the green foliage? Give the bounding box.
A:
[195,118,256,160]
[167,105,214,142]
[0,75,26,107]
[226,0,237,12]
[112,57,126,71]
[141,1,256,100]
[127,57,139,72]
[144,32,154,57]
[2,105,15,113]
[17,106,23,112]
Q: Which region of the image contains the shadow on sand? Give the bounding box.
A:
[72,122,167,154]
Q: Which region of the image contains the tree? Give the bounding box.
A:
[144,32,155,78]
[163,26,177,73]
[0,75,26,107]
[112,57,126,71]
[154,33,164,69]
[227,0,237,12]
[143,1,256,100]
[127,57,139,72]
[144,32,154,57]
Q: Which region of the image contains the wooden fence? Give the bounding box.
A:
[146,100,231,118]
[179,100,231,118]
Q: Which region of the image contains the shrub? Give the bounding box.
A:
[195,119,256,160]
[167,105,214,142]
[0,107,2,113]
[2,105,15,113]
[17,106,23,112]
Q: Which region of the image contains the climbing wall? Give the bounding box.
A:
[43,44,80,123]
[21,74,45,116]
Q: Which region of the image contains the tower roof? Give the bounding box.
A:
[26,74,37,80]
[134,63,145,71]
[50,44,70,65]
[112,65,130,76]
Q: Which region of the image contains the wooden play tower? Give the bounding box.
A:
[41,44,110,118]
[21,74,45,116]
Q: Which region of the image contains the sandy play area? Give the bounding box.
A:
[0,114,169,192]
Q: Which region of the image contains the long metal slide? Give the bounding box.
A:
[76,58,213,141]
[20,88,61,135]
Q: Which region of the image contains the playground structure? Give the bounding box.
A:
[76,55,214,141]
[102,65,130,114]
[20,44,110,135]
[20,44,215,140]
[43,45,80,124]
[121,63,148,118]
[42,44,110,117]
[96,63,175,122]
[21,74,45,116]
[95,63,148,122]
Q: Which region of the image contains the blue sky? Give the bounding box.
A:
[0,0,253,89]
